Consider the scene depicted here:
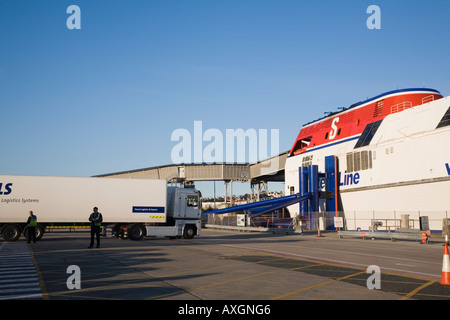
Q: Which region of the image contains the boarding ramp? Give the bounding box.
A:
[203,162,338,232]
[202,193,312,217]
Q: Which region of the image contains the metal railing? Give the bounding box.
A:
[337,230,424,242]
[204,210,449,233]
[422,95,435,104]
[391,101,412,114]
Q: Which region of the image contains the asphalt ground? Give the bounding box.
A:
[2,228,450,305]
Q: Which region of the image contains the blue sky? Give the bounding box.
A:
[1,0,449,197]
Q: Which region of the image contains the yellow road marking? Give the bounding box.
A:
[28,244,49,300]
[270,270,367,300]
[398,280,435,300]
[194,270,280,291]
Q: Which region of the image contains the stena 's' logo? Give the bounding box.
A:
[329,117,340,140]
[0,183,13,195]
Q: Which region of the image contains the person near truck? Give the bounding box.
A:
[88,207,103,248]
[26,211,38,243]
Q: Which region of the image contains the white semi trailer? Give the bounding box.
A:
[0,175,202,242]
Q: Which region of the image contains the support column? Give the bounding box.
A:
[309,165,319,213]
[230,180,233,205]
[224,181,228,204]
[299,166,308,216]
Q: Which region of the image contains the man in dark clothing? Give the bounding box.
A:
[88,207,103,248]
[26,211,37,243]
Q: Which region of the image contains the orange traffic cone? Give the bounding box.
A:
[421,231,428,244]
[441,233,450,286]
[317,227,322,237]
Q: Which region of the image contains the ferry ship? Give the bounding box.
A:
[284,88,450,231]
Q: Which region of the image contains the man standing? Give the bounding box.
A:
[88,207,103,248]
[26,211,37,243]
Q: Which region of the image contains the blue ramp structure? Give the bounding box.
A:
[203,164,333,217]
[324,155,338,215]
[202,192,313,217]
[202,162,339,230]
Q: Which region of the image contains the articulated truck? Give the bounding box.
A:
[0,175,202,242]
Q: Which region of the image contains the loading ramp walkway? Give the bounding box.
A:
[202,193,312,218]
[203,159,339,231]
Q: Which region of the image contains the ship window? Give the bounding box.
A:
[353,152,361,171]
[354,120,383,149]
[346,153,354,173]
[361,151,369,170]
[436,107,450,129]
[347,151,372,173]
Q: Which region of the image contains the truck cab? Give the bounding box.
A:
[167,187,201,220]
[118,186,203,241]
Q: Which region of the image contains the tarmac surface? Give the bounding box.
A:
[2,228,450,303]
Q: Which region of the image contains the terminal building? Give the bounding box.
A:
[96,151,289,204]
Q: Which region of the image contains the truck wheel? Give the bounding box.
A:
[24,225,45,241]
[128,224,146,241]
[183,225,195,239]
[113,224,128,240]
[2,224,22,242]
[36,225,45,240]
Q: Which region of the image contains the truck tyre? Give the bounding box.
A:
[24,224,45,242]
[113,224,124,239]
[128,224,146,241]
[183,225,195,239]
[2,224,22,242]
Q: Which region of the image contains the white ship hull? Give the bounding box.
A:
[285,96,450,231]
